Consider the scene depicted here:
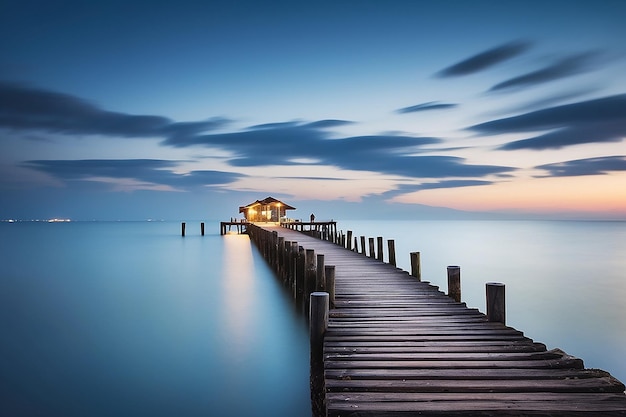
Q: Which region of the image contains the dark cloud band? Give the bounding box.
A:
[469,94,626,150]
[435,40,531,78]
[395,101,458,114]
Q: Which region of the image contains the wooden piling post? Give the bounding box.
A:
[310,291,329,417]
[447,265,461,302]
[316,254,325,291]
[368,238,375,258]
[388,239,396,267]
[486,282,506,324]
[325,265,335,308]
[360,236,366,255]
[290,242,298,293]
[181,222,186,236]
[201,222,205,236]
[410,252,421,281]
[305,249,317,312]
[346,230,353,251]
[277,236,285,277]
[310,292,329,353]
[296,246,305,304]
[377,237,383,261]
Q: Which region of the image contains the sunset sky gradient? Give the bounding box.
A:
[1,0,625,220]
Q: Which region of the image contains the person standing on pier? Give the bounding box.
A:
[310,213,315,222]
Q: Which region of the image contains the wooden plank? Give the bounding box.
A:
[325,368,613,381]
[325,376,626,393]
[326,393,626,416]
[325,340,547,351]
[324,358,585,370]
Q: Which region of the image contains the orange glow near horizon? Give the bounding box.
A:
[393,173,626,217]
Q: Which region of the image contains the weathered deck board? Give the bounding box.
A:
[249,224,626,416]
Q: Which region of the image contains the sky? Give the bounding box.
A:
[1,0,626,221]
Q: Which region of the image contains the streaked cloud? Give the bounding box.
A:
[488,51,604,92]
[3,82,516,186]
[535,156,626,177]
[500,87,599,115]
[395,101,458,114]
[169,123,515,179]
[413,179,494,190]
[468,94,626,150]
[0,81,229,139]
[22,159,244,189]
[435,40,531,77]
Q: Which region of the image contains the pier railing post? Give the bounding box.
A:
[181,222,186,237]
[201,222,205,236]
[290,242,298,297]
[388,239,396,267]
[305,249,316,313]
[346,230,353,251]
[377,237,383,261]
[277,237,285,278]
[368,238,375,258]
[296,246,305,306]
[271,231,278,270]
[486,282,506,324]
[325,265,336,308]
[360,236,366,255]
[310,291,329,417]
[410,252,421,281]
[447,265,461,302]
[316,254,325,291]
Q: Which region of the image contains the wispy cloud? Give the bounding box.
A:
[488,51,603,92]
[395,101,458,114]
[0,81,228,138]
[435,40,531,77]
[468,94,626,150]
[167,123,515,179]
[5,82,515,184]
[22,159,244,190]
[535,156,626,177]
[500,87,599,115]
[414,179,494,190]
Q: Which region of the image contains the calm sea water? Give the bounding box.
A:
[0,221,312,417]
[335,220,626,384]
[2,220,625,416]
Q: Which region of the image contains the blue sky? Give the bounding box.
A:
[1,0,625,220]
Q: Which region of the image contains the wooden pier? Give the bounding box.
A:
[219,220,250,235]
[242,222,626,416]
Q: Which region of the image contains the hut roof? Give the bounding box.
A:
[238,196,296,213]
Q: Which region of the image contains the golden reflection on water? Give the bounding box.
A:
[221,234,256,358]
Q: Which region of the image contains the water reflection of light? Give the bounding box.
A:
[221,234,256,358]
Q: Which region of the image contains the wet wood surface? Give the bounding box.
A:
[255,225,626,416]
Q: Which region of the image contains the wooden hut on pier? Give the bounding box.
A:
[239,196,296,222]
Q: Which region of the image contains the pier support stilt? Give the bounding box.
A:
[447,265,461,302]
[316,254,325,291]
[486,282,506,324]
[325,265,335,308]
[377,236,383,261]
[410,252,421,281]
[310,292,329,417]
[388,239,396,267]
